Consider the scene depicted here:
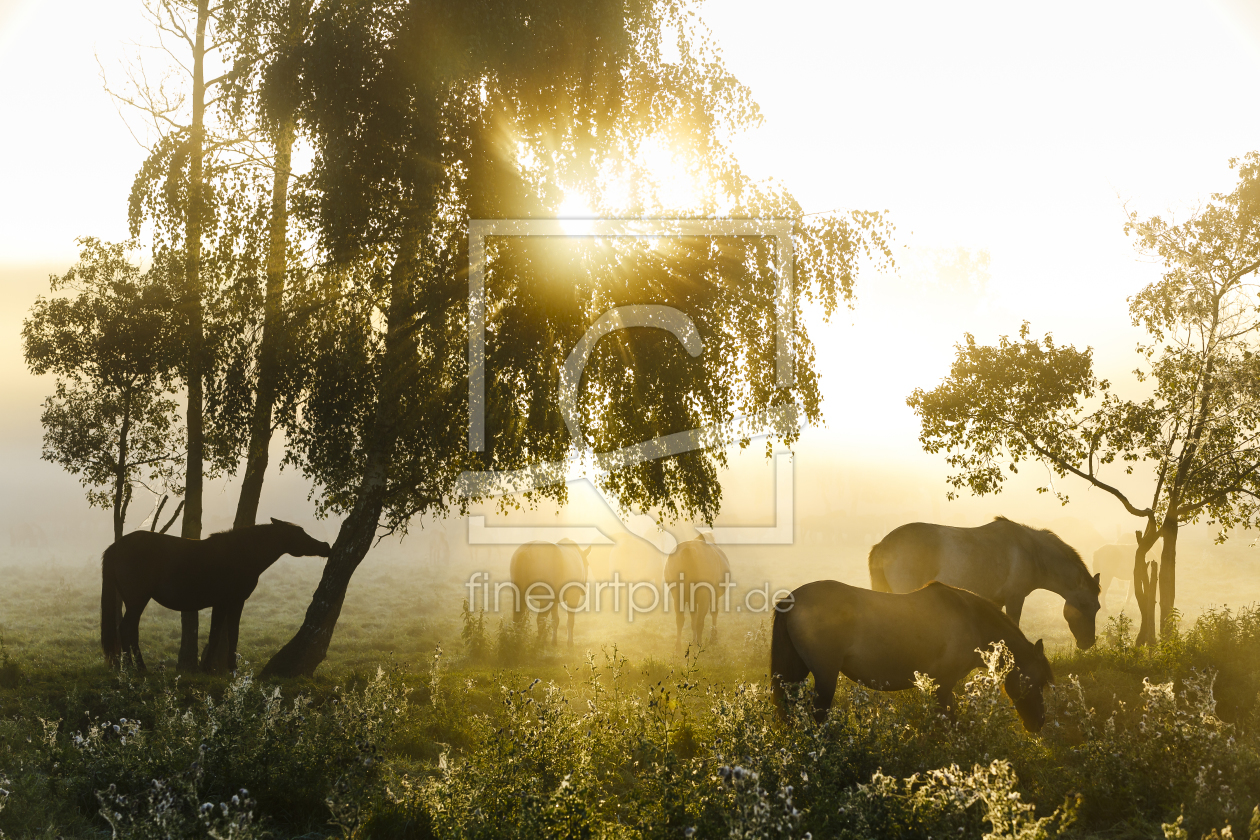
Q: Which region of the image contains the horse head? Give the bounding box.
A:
[1006,638,1055,733]
[1063,572,1101,649]
[270,518,332,558]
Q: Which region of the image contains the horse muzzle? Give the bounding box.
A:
[313,541,332,557]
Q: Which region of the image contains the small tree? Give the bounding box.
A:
[23,239,184,542]
[908,153,1260,644]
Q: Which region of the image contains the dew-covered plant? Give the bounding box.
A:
[833,760,1077,840]
[717,763,806,840]
[96,763,261,840]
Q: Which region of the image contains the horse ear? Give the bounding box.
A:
[1093,572,1101,585]
[270,517,281,525]
[1034,639,1044,654]
[581,546,591,561]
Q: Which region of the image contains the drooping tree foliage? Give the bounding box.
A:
[22,239,185,542]
[909,152,1260,645]
[257,0,893,677]
[218,0,320,529]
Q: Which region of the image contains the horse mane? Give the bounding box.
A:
[921,580,1026,639]
[204,522,279,548]
[993,516,1098,594]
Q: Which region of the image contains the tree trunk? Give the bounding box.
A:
[262,228,420,679]
[259,461,390,678]
[233,113,297,529]
[112,390,132,542]
[178,0,211,673]
[1159,518,1178,636]
[1132,526,1160,646]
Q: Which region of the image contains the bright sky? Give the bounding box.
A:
[2,0,1259,534]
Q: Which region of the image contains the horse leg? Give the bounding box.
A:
[566,605,575,648]
[201,607,228,674]
[1005,593,1026,626]
[1098,573,1112,611]
[120,598,149,672]
[674,608,686,654]
[812,669,839,724]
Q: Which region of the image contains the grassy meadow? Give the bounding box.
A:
[1,530,1260,839]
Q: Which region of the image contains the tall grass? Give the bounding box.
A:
[1,607,1260,838]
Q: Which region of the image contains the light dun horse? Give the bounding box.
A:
[771,580,1054,732]
[509,539,591,645]
[101,519,331,672]
[869,517,1101,649]
[1093,543,1155,612]
[664,535,731,651]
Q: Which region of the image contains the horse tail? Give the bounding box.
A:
[770,603,809,719]
[101,545,123,667]
[868,542,892,592]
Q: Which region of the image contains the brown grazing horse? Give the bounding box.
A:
[869,517,1101,649]
[664,535,731,651]
[771,580,1054,732]
[101,519,330,672]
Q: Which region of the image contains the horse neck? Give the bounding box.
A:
[980,608,1032,662]
[1026,531,1084,598]
[240,528,288,575]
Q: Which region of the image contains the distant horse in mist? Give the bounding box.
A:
[664,535,731,651]
[509,539,591,646]
[1092,542,1156,611]
[868,517,1101,649]
[101,519,331,672]
[771,580,1054,731]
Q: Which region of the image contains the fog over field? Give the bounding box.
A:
[5,3,1260,838]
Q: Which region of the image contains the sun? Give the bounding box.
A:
[554,135,714,228]
[557,192,596,235]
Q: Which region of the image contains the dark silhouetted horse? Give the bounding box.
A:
[868,517,1101,649]
[101,519,330,672]
[771,580,1054,732]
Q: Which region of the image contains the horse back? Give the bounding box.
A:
[510,542,585,597]
[1093,544,1133,579]
[783,581,980,686]
[105,531,196,570]
[869,523,943,592]
[872,521,1022,602]
[105,531,233,610]
[663,539,725,610]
